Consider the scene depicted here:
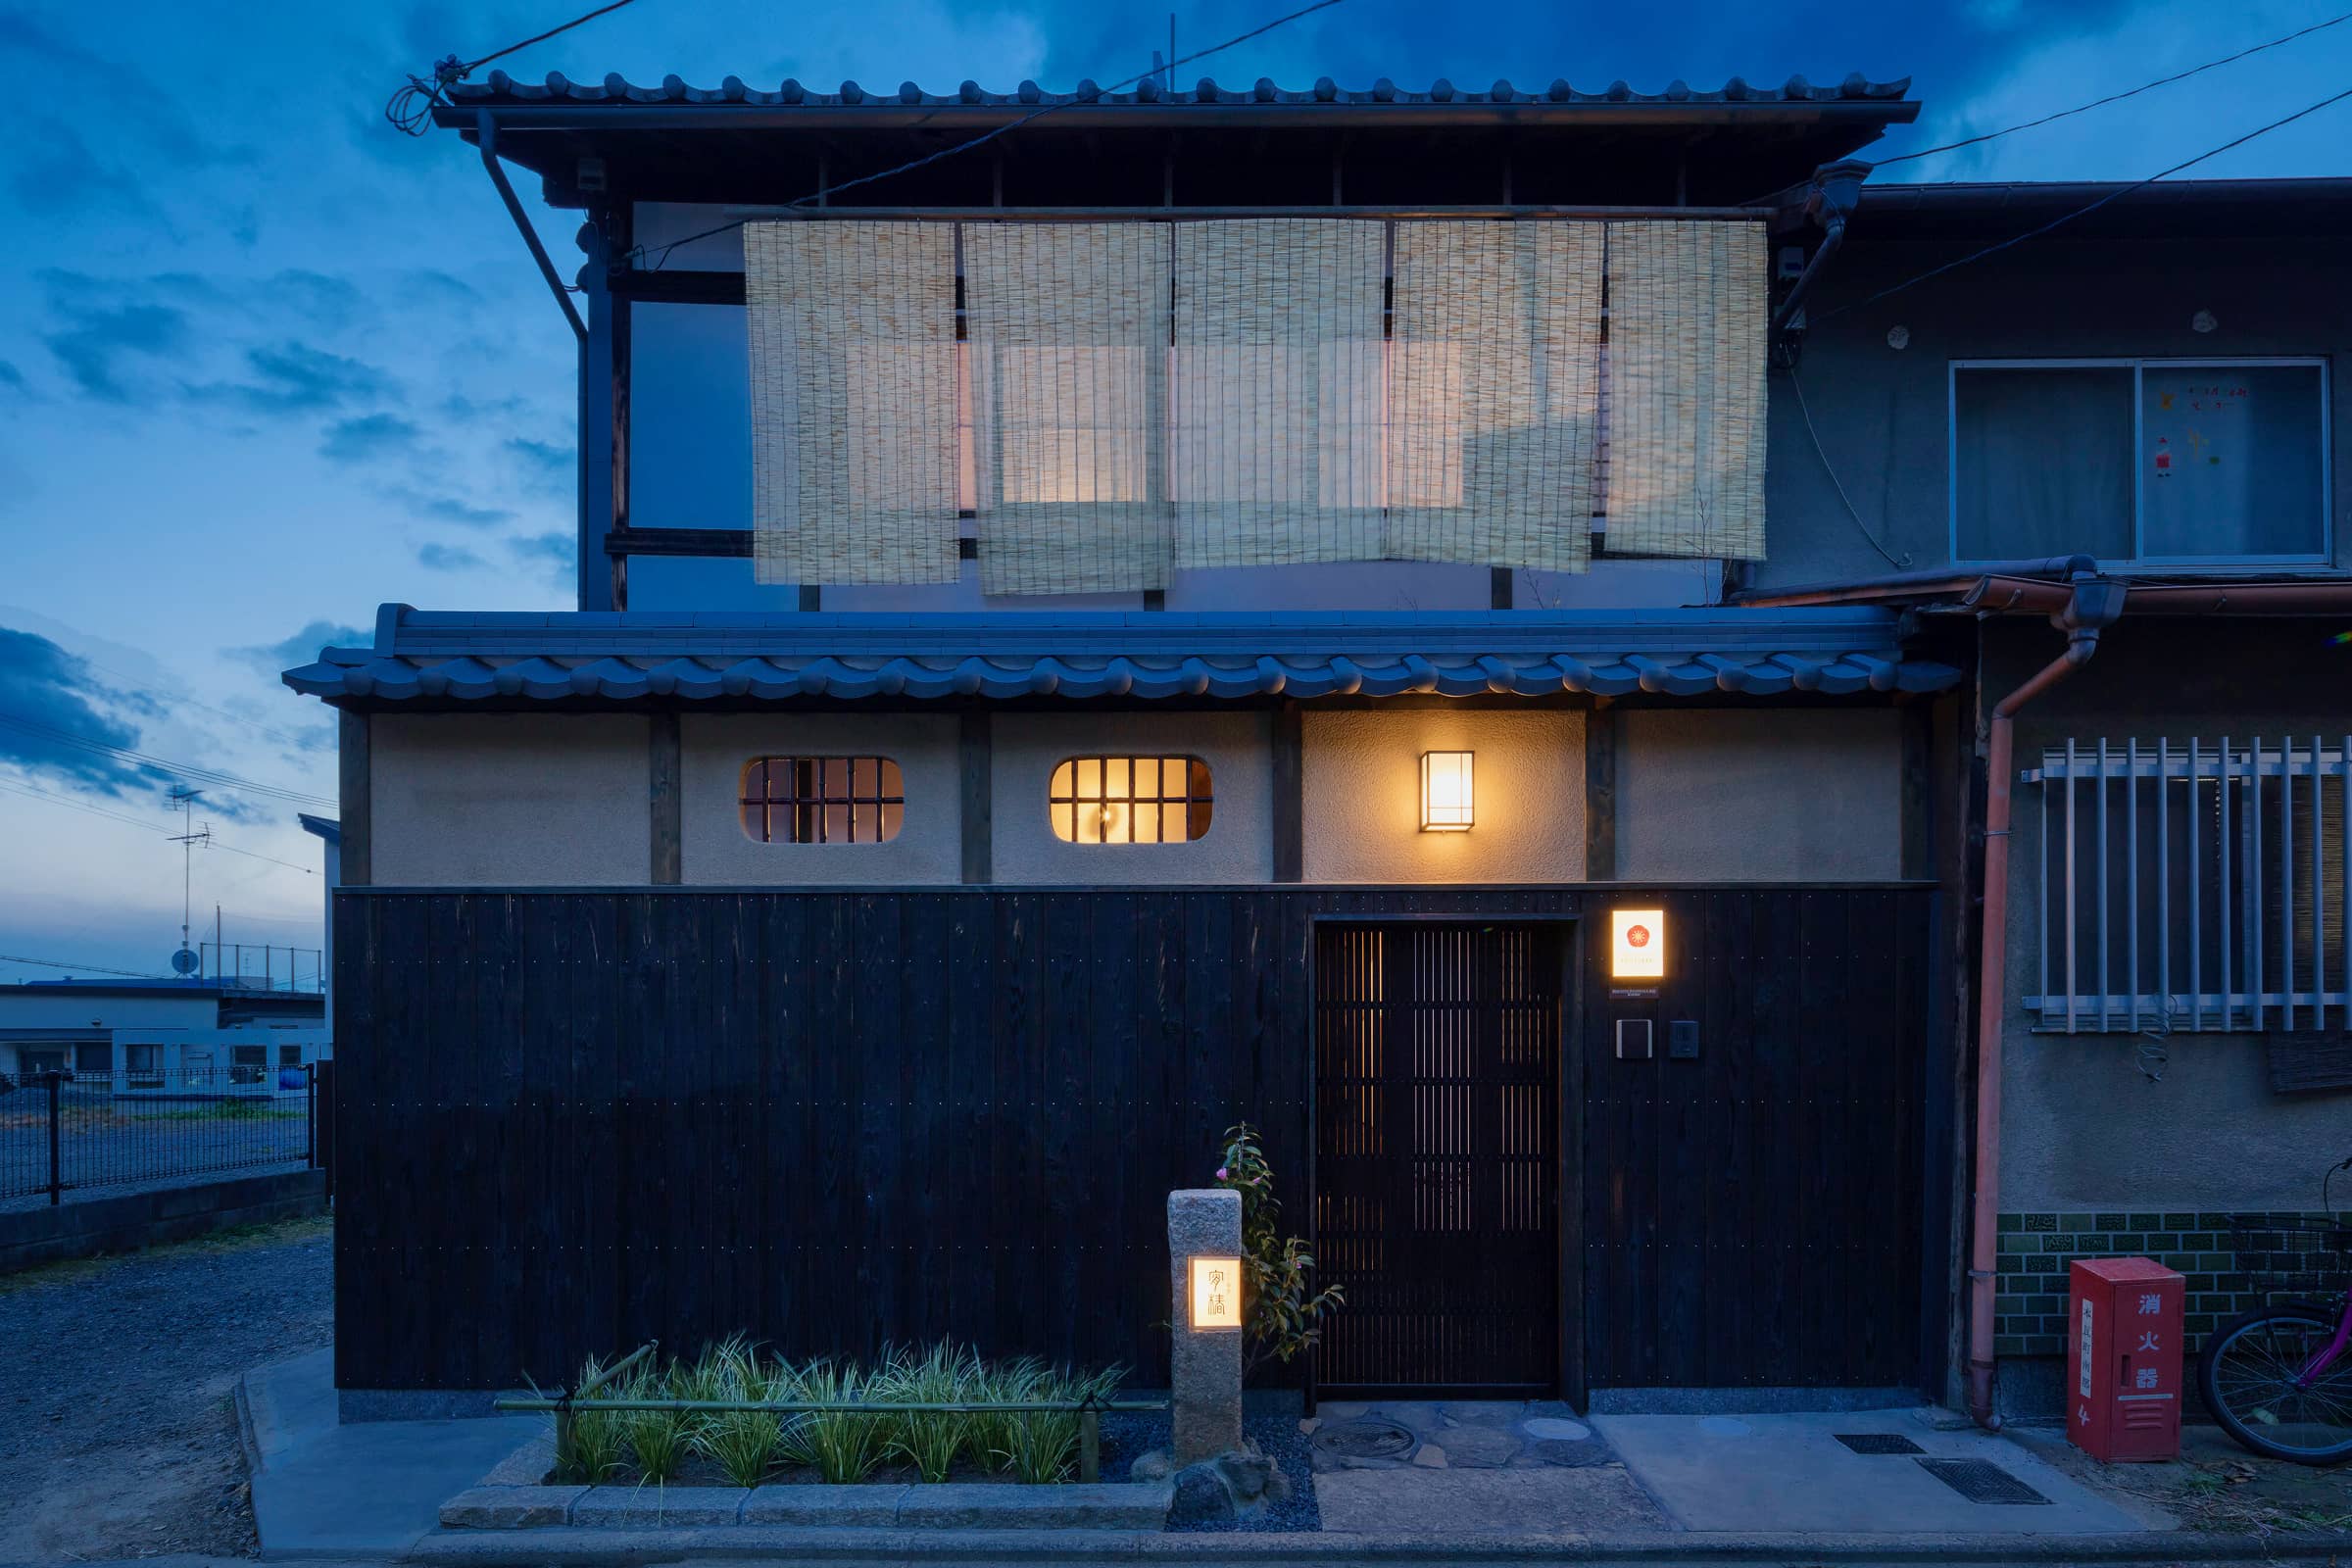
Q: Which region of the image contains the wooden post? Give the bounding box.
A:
[1079,1406,1102,1483]
[1900,697,1933,882]
[1584,700,1616,881]
[1271,703,1302,883]
[959,710,993,885]
[650,712,682,885]
[337,711,370,887]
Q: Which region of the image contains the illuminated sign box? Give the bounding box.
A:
[1189,1255,1242,1329]
[1611,908,1666,980]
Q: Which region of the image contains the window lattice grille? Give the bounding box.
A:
[740,757,906,845]
[2026,738,2351,1033]
[1048,756,1213,845]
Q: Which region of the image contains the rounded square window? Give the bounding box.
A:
[1049,756,1212,844]
[741,757,905,844]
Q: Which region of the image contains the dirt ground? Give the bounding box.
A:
[2017,1421,2352,1539]
[0,1214,332,1561]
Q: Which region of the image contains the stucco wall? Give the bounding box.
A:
[370,714,649,886]
[1300,709,1585,883]
[1614,709,1903,881]
[1990,619,2352,1210]
[680,713,960,885]
[992,711,1273,884]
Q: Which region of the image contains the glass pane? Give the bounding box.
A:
[1104,758,1131,799]
[1053,802,1076,842]
[878,759,905,800]
[2140,365,2326,559]
[877,802,905,843]
[1050,760,1073,801]
[1076,758,1102,798]
[1953,368,2133,561]
[1131,802,1163,843]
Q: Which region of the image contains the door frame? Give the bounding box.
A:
[1303,910,1586,1412]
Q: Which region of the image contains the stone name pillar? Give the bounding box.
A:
[1168,1187,1245,1465]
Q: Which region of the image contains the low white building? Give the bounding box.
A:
[0,978,327,1096]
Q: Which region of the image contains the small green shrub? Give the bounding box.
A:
[874,1341,981,1483]
[1217,1122,1345,1377]
[619,1360,689,1484]
[986,1362,1123,1484]
[549,1353,625,1483]
[795,1360,890,1483]
[690,1339,783,1488]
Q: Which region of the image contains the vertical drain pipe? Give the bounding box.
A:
[1966,572,2125,1427]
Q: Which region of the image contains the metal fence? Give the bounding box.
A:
[0,1064,323,1206]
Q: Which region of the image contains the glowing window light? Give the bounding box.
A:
[1419,751,1474,832]
[1189,1255,1243,1329]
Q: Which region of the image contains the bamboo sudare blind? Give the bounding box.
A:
[745,221,962,585]
[1602,220,1768,560]
[743,217,1766,590]
[965,223,1173,595]
[1384,221,1604,572]
[1168,220,1389,567]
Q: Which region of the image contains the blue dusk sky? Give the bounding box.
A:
[1,0,2347,984]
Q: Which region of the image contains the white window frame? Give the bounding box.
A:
[1947,356,2332,570]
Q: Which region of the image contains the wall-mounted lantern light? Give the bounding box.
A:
[1189,1255,1243,1329]
[1611,907,1667,981]
[1419,751,1474,832]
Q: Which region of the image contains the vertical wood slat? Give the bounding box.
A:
[958,710,993,884]
[649,712,682,884]
[337,711,371,887]
[1585,703,1617,881]
[329,885,1929,1397]
[1271,703,1304,883]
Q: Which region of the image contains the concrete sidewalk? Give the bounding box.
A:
[234,1353,2347,1565]
[239,1349,543,1560]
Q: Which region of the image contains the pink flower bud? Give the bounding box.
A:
[1215,1166,1230,1181]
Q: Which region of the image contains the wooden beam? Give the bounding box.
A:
[610,202,633,611]
[604,527,752,558]
[1490,566,1513,610]
[1272,702,1303,882]
[650,711,682,885]
[338,710,371,886]
[1584,700,1616,881]
[959,710,993,884]
[610,268,745,305]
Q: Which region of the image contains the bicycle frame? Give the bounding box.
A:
[2293,1287,2352,1388]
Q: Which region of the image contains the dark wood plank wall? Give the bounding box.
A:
[331,884,1932,1394]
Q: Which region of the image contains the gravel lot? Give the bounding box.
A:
[0,1213,332,1561]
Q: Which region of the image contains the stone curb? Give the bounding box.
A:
[400,1524,2352,1565]
[438,1481,1175,1533]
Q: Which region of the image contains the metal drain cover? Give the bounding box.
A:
[1835,1433,1925,1455]
[1917,1457,2052,1505]
[1312,1418,1418,1461]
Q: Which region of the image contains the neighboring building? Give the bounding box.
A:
[282,69,2350,1420]
[0,978,326,1095]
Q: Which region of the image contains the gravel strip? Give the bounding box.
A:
[1101,1409,1321,1533]
[0,1214,332,1561]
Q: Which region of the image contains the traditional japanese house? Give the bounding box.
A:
[284,68,2352,1421]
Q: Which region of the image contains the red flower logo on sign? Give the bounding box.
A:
[1627,925,1651,949]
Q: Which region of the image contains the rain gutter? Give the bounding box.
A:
[1772,158,1872,334]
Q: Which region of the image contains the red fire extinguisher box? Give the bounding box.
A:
[2067,1256,2185,1462]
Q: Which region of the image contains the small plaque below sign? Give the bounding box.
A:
[1615,1018,1654,1060]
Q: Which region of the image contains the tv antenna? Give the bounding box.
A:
[168,786,210,977]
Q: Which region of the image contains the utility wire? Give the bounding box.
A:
[0,953,166,980]
[1739,12,2352,210]
[631,0,1353,269]
[0,712,336,808]
[1784,365,1908,570]
[74,659,318,752]
[0,778,320,875]
[1876,11,2352,169]
[387,0,648,134]
[1818,83,2352,321]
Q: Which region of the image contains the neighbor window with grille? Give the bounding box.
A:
[739,758,906,844]
[1049,757,1213,845]
[1952,359,2329,565]
[2026,738,2350,1032]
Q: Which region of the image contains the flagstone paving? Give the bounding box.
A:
[1308,1400,1672,1534]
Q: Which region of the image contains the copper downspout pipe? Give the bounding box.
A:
[1964,576,2126,1427]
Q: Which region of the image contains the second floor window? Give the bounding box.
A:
[740,757,906,845]
[1050,757,1213,844]
[1952,359,2328,566]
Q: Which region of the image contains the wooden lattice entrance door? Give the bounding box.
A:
[1313,921,1564,1398]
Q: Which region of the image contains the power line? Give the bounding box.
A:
[1819,83,2352,322]
[1876,11,2352,169]
[388,0,649,134]
[0,777,320,876]
[74,658,318,751]
[0,953,166,980]
[1785,365,1908,570]
[632,0,1353,269]
[0,711,336,808]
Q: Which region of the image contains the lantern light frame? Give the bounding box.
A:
[1419,750,1475,832]
[1611,907,1667,980]
[1189,1255,1243,1330]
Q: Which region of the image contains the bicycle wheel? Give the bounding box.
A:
[2198,1305,2352,1465]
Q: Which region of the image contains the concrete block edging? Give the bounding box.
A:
[437,1479,1176,1533]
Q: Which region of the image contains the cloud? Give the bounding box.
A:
[319,414,427,465]
[0,360,24,392]
[188,341,400,416]
[0,625,166,797]
[233,620,370,675]
[417,542,488,571]
[383,484,515,527]
[505,437,573,480]
[509,531,576,572]
[40,298,189,402]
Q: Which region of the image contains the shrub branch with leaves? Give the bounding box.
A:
[1214,1122,1345,1377]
